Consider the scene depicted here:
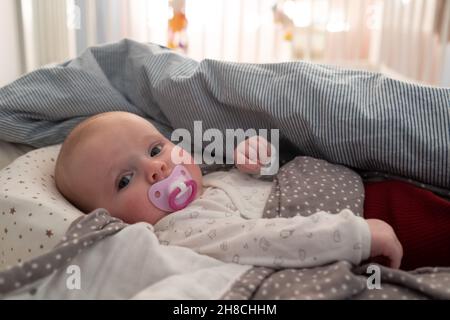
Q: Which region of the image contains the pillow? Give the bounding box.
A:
[0,144,83,270]
[0,140,34,170]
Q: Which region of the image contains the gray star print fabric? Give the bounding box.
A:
[263,156,365,219]
[0,209,127,296]
[222,262,450,300]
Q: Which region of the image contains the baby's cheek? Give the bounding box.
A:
[117,195,151,224]
[191,164,203,181]
[170,145,196,165]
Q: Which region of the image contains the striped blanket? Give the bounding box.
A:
[0,39,449,190]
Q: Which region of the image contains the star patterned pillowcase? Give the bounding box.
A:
[0,145,82,270]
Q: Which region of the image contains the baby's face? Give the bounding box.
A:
[67,115,202,225]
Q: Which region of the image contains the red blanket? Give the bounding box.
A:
[364,180,450,270]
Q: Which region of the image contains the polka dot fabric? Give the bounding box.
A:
[222,261,450,300]
[0,145,82,270]
[0,210,127,296]
[263,156,364,219]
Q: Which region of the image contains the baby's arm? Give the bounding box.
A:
[155,209,374,268]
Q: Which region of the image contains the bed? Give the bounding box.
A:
[0,39,449,300]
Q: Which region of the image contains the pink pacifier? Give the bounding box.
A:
[148,165,197,212]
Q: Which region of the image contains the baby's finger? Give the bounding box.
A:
[389,242,403,269]
[237,162,262,174]
[256,137,273,166]
[246,142,259,165]
[236,140,258,165]
[234,147,246,165]
[245,137,262,165]
[389,255,401,269]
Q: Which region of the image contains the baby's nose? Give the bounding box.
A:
[147,162,169,184]
[149,172,160,184]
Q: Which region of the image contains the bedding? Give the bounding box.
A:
[262,156,365,218]
[1,210,251,299]
[0,140,34,170]
[1,210,450,299]
[0,145,82,270]
[0,39,448,191]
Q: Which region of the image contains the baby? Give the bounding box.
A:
[55,111,402,269]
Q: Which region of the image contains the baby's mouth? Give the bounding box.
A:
[148,165,197,212]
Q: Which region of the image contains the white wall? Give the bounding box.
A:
[0,0,24,87]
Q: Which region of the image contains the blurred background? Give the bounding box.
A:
[0,0,449,87]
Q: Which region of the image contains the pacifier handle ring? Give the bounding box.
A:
[168,180,197,211]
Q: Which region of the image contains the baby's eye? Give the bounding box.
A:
[118,173,133,190]
[149,144,163,157]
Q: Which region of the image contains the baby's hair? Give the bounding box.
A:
[55,112,132,212]
[55,114,103,212]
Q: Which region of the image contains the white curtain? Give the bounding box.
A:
[379,0,450,85]
[17,0,450,86]
[21,0,73,71]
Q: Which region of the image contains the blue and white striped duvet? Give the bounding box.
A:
[0,39,448,190]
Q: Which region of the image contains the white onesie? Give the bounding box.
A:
[154,169,371,268]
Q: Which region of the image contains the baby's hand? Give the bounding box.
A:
[366,219,403,269]
[234,136,272,175]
